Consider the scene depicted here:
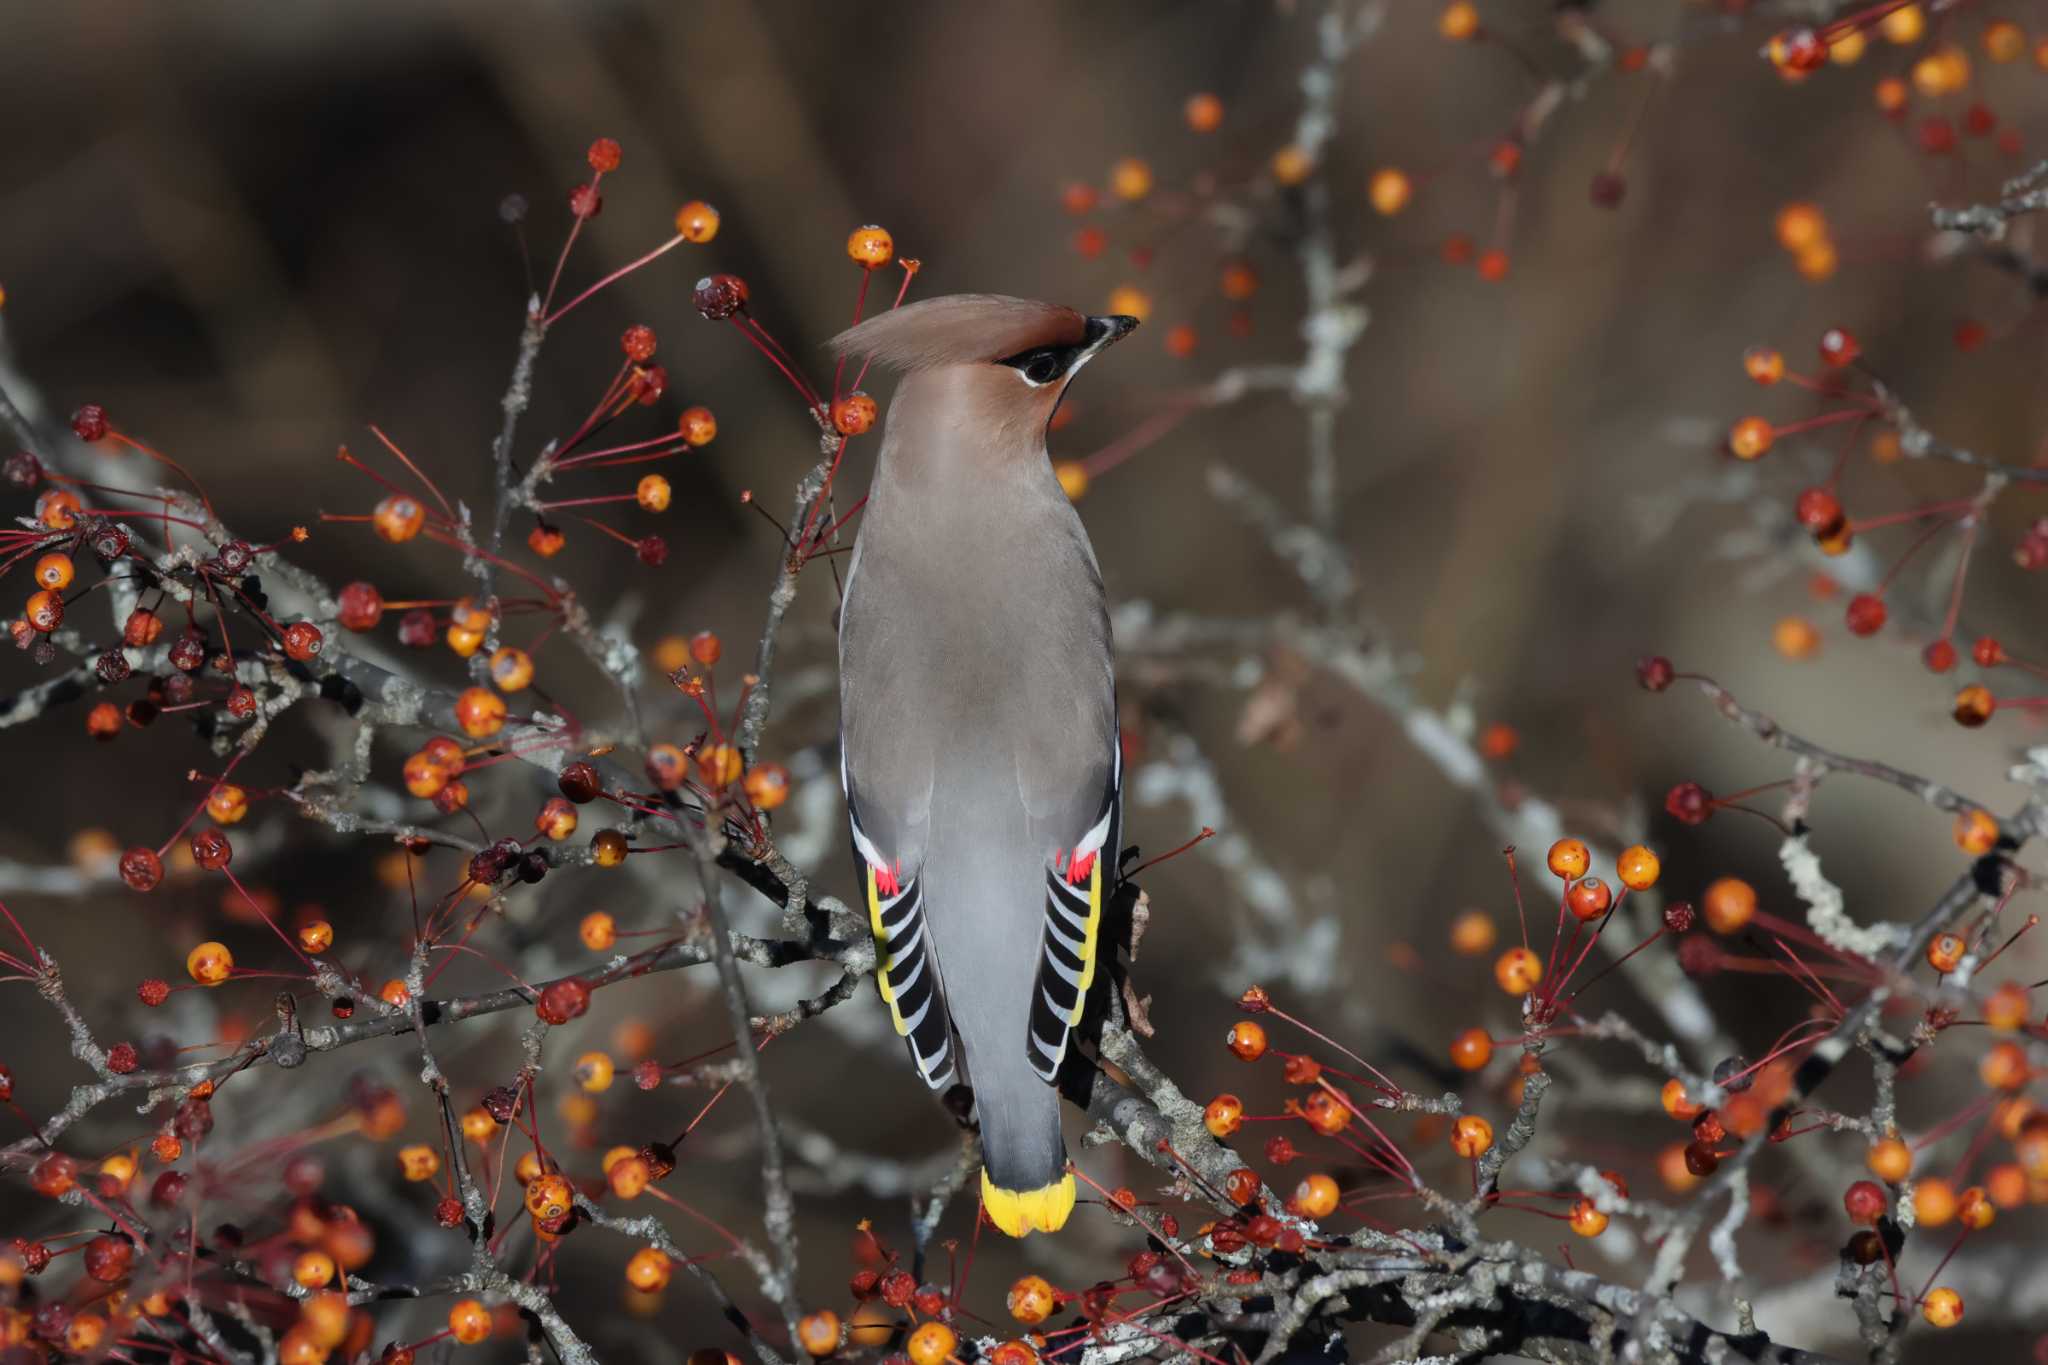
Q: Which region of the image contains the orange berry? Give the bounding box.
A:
[1290,1172,1340,1218]
[1449,910,1496,955]
[1984,982,2029,1032]
[1007,1275,1056,1325]
[1438,1,1479,40]
[1184,92,1224,133]
[1220,261,1258,301]
[1701,877,1757,934]
[372,494,425,543]
[185,941,233,986]
[592,829,629,867]
[907,1321,957,1365]
[1957,1184,1994,1229]
[1794,239,1838,282]
[525,1173,574,1223]
[1921,1287,1962,1328]
[1271,145,1314,186]
[447,1298,490,1345]
[397,1145,440,1182]
[1105,284,1152,323]
[1925,933,1968,976]
[798,1309,842,1357]
[1954,684,1995,727]
[1986,1163,2027,1208]
[1616,844,1660,892]
[635,474,671,513]
[403,750,450,799]
[454,687,507,739]
[205,784,249,825]
[1742,347,1785,385]
[1914,1177,1958,1226]
[1729,417,1774,460]
[625,1246,672,1292]
[1773,617,1820,660]
[1658,1141,1700,1192]
[1567,1198,1608,1237]
[1954,808,1998,855]
[608,1154,651,1199]
[36,488,81,530]
[1368,167,1412,216]
[1226,1019,1267,1061]
[1880,5,1924,43]
[1494,946,1542,995]
[23,589,62,633]
[743,763,791,811]
[461,1108,497,1143]
[1163,323,1197,358]
[529,523,565,556]
[1301,1089,1350,1136]
[1875,76,1909,115]
[846,226,894,269]
[1867,1137,1911,1183]
[831,393,878,437]
[1449,1114,1493,1158]
[1661,1078,1703,1121]
[1053,461,1088,500]
[1984,20,2025,64]
[298,921,334,954]
[674,201,720,244]
[292,1250,336,1290]
[32,552,73,591]
[697,744,743,789]
[678,406,718,447]
[1774,202,1828,253]
[1449,1027,1493,1071]
[1545,838,1589,879]
[1475,248,1510,282]
[1109,158,1152,202]
[535,797,578,841]
[1203,1093,1245,1138]
[1981,1040,2028,1091]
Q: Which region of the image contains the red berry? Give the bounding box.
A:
[1843,1179,1887,1225]
[621,325,657,362]
[1818,328,1860,368]
[1637,656,1675,691]
[537,978,592,1025]
[1973,636,2004,667]
[119,847,163,892]
[1794,487,1843,533]
[1923,639,1957,673]
[569,183,603,219]
[1844,594,1887,637]
[587,138,622,173]
[337,582,383,632]
[191,828,232,871]
[106,1042,138,1074]
[282,622,324,662]
[137,979,169,1007]
[71,405,110,441]
[1920,116,1957,154]
[693,273,749,321]
[636,535,668,567]
[1664,781,1712,825]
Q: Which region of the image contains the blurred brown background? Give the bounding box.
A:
[2,1,2044,1359]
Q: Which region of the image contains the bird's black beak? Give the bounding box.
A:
[1084,314,1140,351]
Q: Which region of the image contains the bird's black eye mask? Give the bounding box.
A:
[996,344,1082,387]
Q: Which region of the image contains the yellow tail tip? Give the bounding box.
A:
[980,1169,1076,1236]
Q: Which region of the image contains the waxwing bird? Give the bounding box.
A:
[830,295,1138,1236]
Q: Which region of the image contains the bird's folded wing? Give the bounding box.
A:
[851,799,955,1090]
[1025,738,1122,1082]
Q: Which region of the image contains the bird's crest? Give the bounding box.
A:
[829,294,1087,373]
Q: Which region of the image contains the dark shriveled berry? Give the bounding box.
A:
[558,761,602,804]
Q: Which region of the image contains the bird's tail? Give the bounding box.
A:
[922,827,1074,1237]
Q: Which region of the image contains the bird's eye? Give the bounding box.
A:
[997,346,1070,386]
